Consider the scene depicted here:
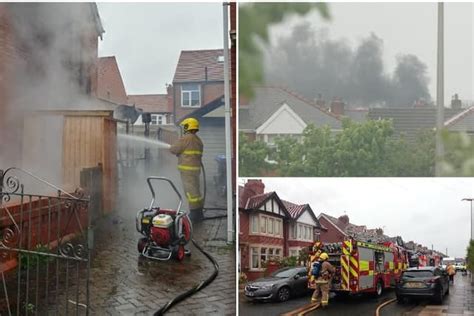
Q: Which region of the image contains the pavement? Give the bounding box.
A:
[85,151,236,315]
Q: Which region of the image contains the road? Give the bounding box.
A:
[240,290,397,316]
[240,274,472,316]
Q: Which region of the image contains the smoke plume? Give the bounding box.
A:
[264,22,431,107]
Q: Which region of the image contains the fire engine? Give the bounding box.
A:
[310,239,408,296]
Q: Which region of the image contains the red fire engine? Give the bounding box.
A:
[310,239,408,296]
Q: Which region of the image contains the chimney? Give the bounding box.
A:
[240,180,265,208]
[338,214,349,225]
[330,98,345,116]
[451,93,462,109]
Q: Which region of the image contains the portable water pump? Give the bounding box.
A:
[136,177,192,261]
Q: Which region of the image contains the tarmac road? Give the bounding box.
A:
[239,289,398,316]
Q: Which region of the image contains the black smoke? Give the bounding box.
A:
[264,22,431,107]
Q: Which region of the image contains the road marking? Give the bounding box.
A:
[375,298,397,316]
[280,302,320,316]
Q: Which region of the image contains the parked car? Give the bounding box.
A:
[244,266,310,302]
[396,266,449,304]
[455,263,467,272]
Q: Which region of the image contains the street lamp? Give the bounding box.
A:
[462,198,474,241]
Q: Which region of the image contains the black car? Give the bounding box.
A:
[244,266,310,302]
[396,266,449,304]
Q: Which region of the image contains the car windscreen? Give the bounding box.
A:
[402,270,434,278]
[271,268,297,278]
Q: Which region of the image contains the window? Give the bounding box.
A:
[250,215,258,233]
[217,55,225,63]
[291,223,314,242]
[260,216,267,234]
[250,246,283,270]
[289,249,298,257]
[181,84,200,107]
[251,247,259,269]
[268,218,274,234]
[275,219,280,236]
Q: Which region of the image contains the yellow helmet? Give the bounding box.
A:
[180,117,199,132]
[319,253,329,261]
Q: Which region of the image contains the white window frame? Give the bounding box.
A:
[249,214,283,238]
[289,223,314,242]
[181,84,201,107]
[249,245,284,271]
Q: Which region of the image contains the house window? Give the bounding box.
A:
[181,84,200,107]
[251,247,259,269]
[275,219,280,236]
[290,223,314,242]
[260,216,267,234]
[250,215,259,234]
[268,218,274,234]
[150,114,166,125]
[289,249,299,257]
[250,246,283,270]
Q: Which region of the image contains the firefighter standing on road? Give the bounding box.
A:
[169,117,204,222]
[311,252,335,307]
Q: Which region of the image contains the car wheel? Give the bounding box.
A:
[277,286,291,302]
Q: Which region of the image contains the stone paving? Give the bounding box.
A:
[85,154,236,315]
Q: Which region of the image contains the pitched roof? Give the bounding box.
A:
[319,213,366,235]
[282,200,306,219]
[238,86,342,131]
[368,107,464,140]
[173,49,224,83]
[176,95,224,124]
[343,108,369,123]
[127,94,171,113]
[246,192,273,209]
[444,106,474,132]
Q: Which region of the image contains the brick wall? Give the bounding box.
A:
[0,195,88,273]
[172,82,224,122]
[97,56,127,104]
[319,216,347,242]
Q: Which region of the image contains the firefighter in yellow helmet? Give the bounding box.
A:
[169,117,204,222]
[311,252,335,307]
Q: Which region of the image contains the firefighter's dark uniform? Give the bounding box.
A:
[311,260,335,306]
[169,132,204,211]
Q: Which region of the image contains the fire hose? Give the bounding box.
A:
[154,162,220,315]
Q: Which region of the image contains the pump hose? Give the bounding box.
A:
[153,162,220,315]
[153,238,219,315]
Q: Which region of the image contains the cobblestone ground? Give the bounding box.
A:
[86,153,236,315]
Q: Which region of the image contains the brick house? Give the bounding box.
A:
[168,49,227,181]
[239,180,323,280]
[239,86,342,144]
[128,94,173,126]
[97,56,127,105]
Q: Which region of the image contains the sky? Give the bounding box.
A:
[240,178,474,258]
[97,3,223,95]
[269,2,473,106]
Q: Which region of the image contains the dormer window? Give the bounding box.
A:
[181,84,201,107]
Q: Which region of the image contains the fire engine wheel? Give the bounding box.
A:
[137,238,147,254]
[375,280,383,297]
[276,286,291,302]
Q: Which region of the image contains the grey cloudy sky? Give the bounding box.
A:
[269,2,473,105]
[241,178,474,258]
[97,3,223,95]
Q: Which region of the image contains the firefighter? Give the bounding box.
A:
[311,252,335,307]
[308,243,322,288]
[169,117,204,222]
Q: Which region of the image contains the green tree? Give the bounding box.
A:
[441,131,474,176]
[466,240,474,274]
[239,3,330,99]
[239,133,270,177]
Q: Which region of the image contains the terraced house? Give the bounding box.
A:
[239,180,323,280]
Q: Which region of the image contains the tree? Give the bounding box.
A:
[441,131,474,176]
[239,133,271,177]
[466,240,474,275]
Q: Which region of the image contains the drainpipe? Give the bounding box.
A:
[223,2,234,244]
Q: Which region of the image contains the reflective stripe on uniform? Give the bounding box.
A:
[182,150,203,155]
[178,165,201,171]
[186,192,203,203]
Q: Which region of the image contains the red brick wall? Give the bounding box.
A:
[319,217,347,243]
[97,57,127,104]
[172,82,224,122]
[0,196,88,273]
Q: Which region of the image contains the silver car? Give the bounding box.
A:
[244,266,310,302]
